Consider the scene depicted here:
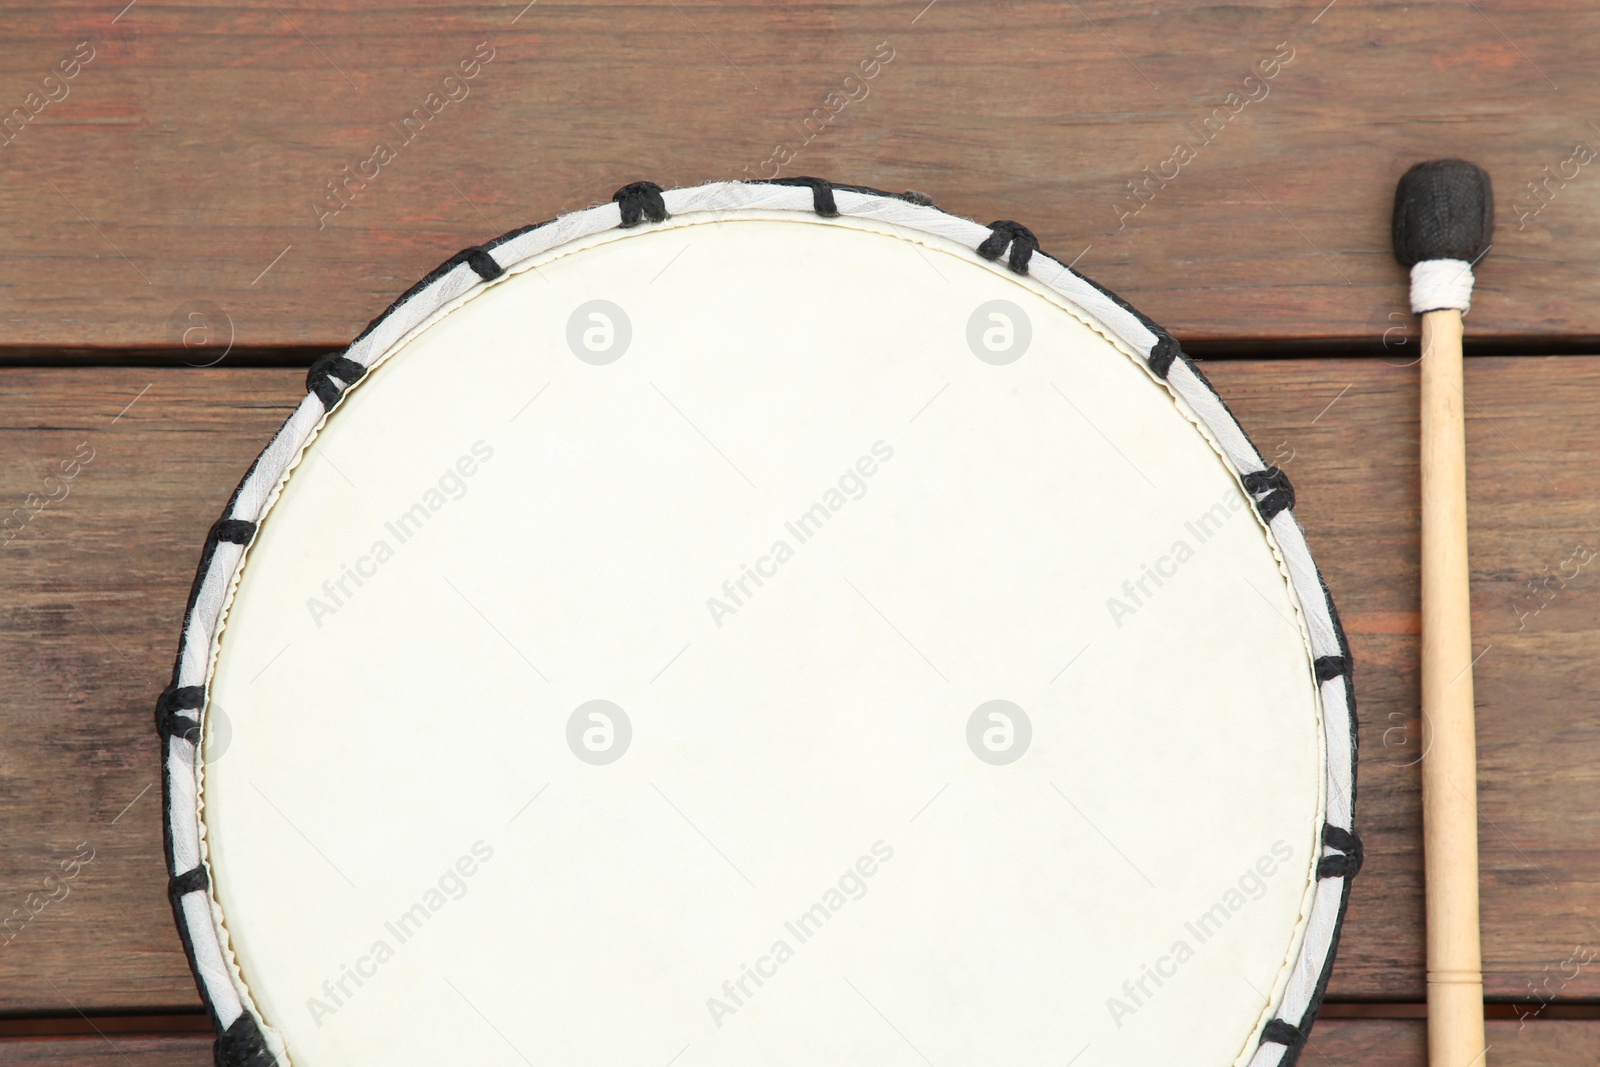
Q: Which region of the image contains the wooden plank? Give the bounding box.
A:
[2,359,1599,1012]
[0,368,304,1012]
[1303,1019,1600,1065]
[0,1036,210,1066]
[1,2,1597,353]
[0,1020,1596,1066]
[1303,1019,1424,1066]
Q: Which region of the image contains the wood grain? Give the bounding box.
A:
[1,1020,1597,1065]
[0,1036,211,1066]
[0,368,304,1012]
[1303,1019,1600,1066]
[2,358,1599,1014]
[0,1,1597,354]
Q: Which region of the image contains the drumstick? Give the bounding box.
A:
[1391,159,1494,1067]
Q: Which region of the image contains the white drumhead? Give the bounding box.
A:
[162,183,1355,1067]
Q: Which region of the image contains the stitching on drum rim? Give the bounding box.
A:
[157,178,1359,1067]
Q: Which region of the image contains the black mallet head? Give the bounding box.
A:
[1392,159,1494,267]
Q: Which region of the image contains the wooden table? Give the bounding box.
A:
[3,2,1597,1062]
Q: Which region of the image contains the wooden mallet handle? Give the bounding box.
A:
[1394,159,1494,1067]
[1420,306,1485,1067]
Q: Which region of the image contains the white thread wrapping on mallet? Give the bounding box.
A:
[1409,258,1475,315]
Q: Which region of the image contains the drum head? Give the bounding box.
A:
[159,181,1356,1067]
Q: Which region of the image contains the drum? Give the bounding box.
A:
[157,179,1358,1067]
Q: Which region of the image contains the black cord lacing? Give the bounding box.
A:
[613,181,669,227]
[977,220,1039,275]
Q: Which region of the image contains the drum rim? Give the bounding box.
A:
[154,178,1360,1067]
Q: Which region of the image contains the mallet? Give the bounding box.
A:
[1392,159,1494,1067]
